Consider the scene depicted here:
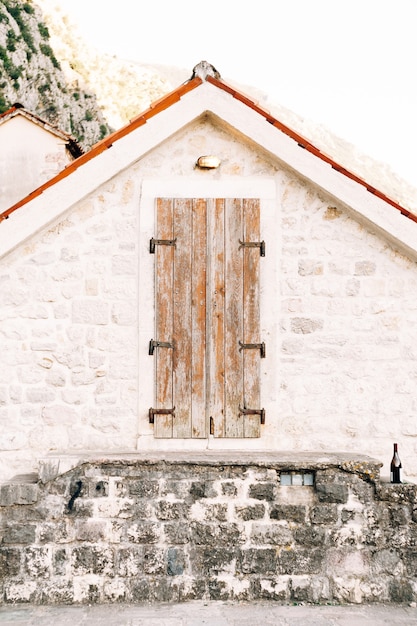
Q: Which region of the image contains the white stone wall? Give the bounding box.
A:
[0,116,73,212]
[1,117,417,481]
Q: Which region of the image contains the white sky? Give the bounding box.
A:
[57,0,417,187]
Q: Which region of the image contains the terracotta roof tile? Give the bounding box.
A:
[207,74,417,223]
[0,69,415,225]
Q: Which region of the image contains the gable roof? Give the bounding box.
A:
[1,61,417,260]
[0,104,83,159]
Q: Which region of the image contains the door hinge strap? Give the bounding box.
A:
[149,237,177,253]
[239,341,266,358]
[149,406,175,423]
[239,406,266,425]
[149,339,174,355]
[238,239,265,256]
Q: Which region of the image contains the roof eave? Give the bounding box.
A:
[0,67,416,263]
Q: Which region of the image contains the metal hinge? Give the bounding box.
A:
[238,239,265,257]
[149,339,174,355]
[239,341,266,358]
[149,237,177,253]
[239,405,266,425]
[149,406,175,423]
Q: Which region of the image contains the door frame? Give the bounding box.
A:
[138,178,277,446]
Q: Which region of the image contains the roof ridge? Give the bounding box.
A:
[0,66,416,225]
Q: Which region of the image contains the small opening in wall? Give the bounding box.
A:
[280,472,314,486]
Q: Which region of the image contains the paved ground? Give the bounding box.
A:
[1,602,417,625]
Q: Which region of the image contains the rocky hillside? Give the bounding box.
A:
[0,0,177,149]
[0,0,112,148]
[36,0,178,132]
[1,0,416,212]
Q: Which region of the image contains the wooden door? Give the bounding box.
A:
[151,197,264,438]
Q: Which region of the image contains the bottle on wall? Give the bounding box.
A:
[390,443,402,484]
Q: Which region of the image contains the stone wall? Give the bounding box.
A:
[1,453,416,605]
[2,115,417,482]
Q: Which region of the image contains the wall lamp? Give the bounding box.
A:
[196,155,221,170]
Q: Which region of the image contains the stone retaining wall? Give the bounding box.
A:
[1,453,416,605]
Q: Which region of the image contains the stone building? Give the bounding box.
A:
[0,104,82,213]
[0,60,417,483]
[1,61,417,607]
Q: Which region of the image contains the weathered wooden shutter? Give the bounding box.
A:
[151,197,263,438]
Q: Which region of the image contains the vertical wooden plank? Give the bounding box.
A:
[210,198,226,437]
[172,198,193,438]
[224,198,244,437]
[191,198,207,437]
[155,198,174,438]
[242,198,261,437]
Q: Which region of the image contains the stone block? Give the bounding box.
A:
[129,501,153,519]
[294,526,326,546]
[125,521,160,544]
[131,577,179,603]
[0,483,39,506]
[71,545,114,576]
[23,546,50,578]
[164,521,191,544]
[216,523,244,546]
[160,480,190,499]
[248,482,275,501]
[189,481,217,500]
[239,548,277,575]
[39,581,74,605]
[130,578,151,603]
[143,546,165,574]
[221,481,238,496]
[351,480,374,504]
[315,482,349,504]
[191,546,237,575]
[251,523,292,546]
[75,519,108,542]
[201,503,228,521]
[291,317,323,334]
[235,504,265,521]
[154,501,189,520]
[252,576,288,601]
[178,577,207,601]
[67,499,94,517]
[279,548,323,575]
[270,504,306,523]
[404,551,417,576]
[376,482,417,504]
[190,521,217,546]
[310,504,338,524]
[290,575,331,603]
[389,578,415,603]
[90,480,109,497]
[298,259,323,276]
[117,546,143,577]
[72,299,109,325]
[2,524,36,544]
[167,547,186,576]
[0,547,21,576]
[103,579,130,603]
[389,504,411,526]
[0,484,15,506]
[128,479,159,498]
[207,578,229,601]
[355,261,376,276]
[4,579,37,603]
[53,548,68,576]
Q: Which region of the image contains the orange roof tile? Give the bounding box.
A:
[0,65,416,225]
